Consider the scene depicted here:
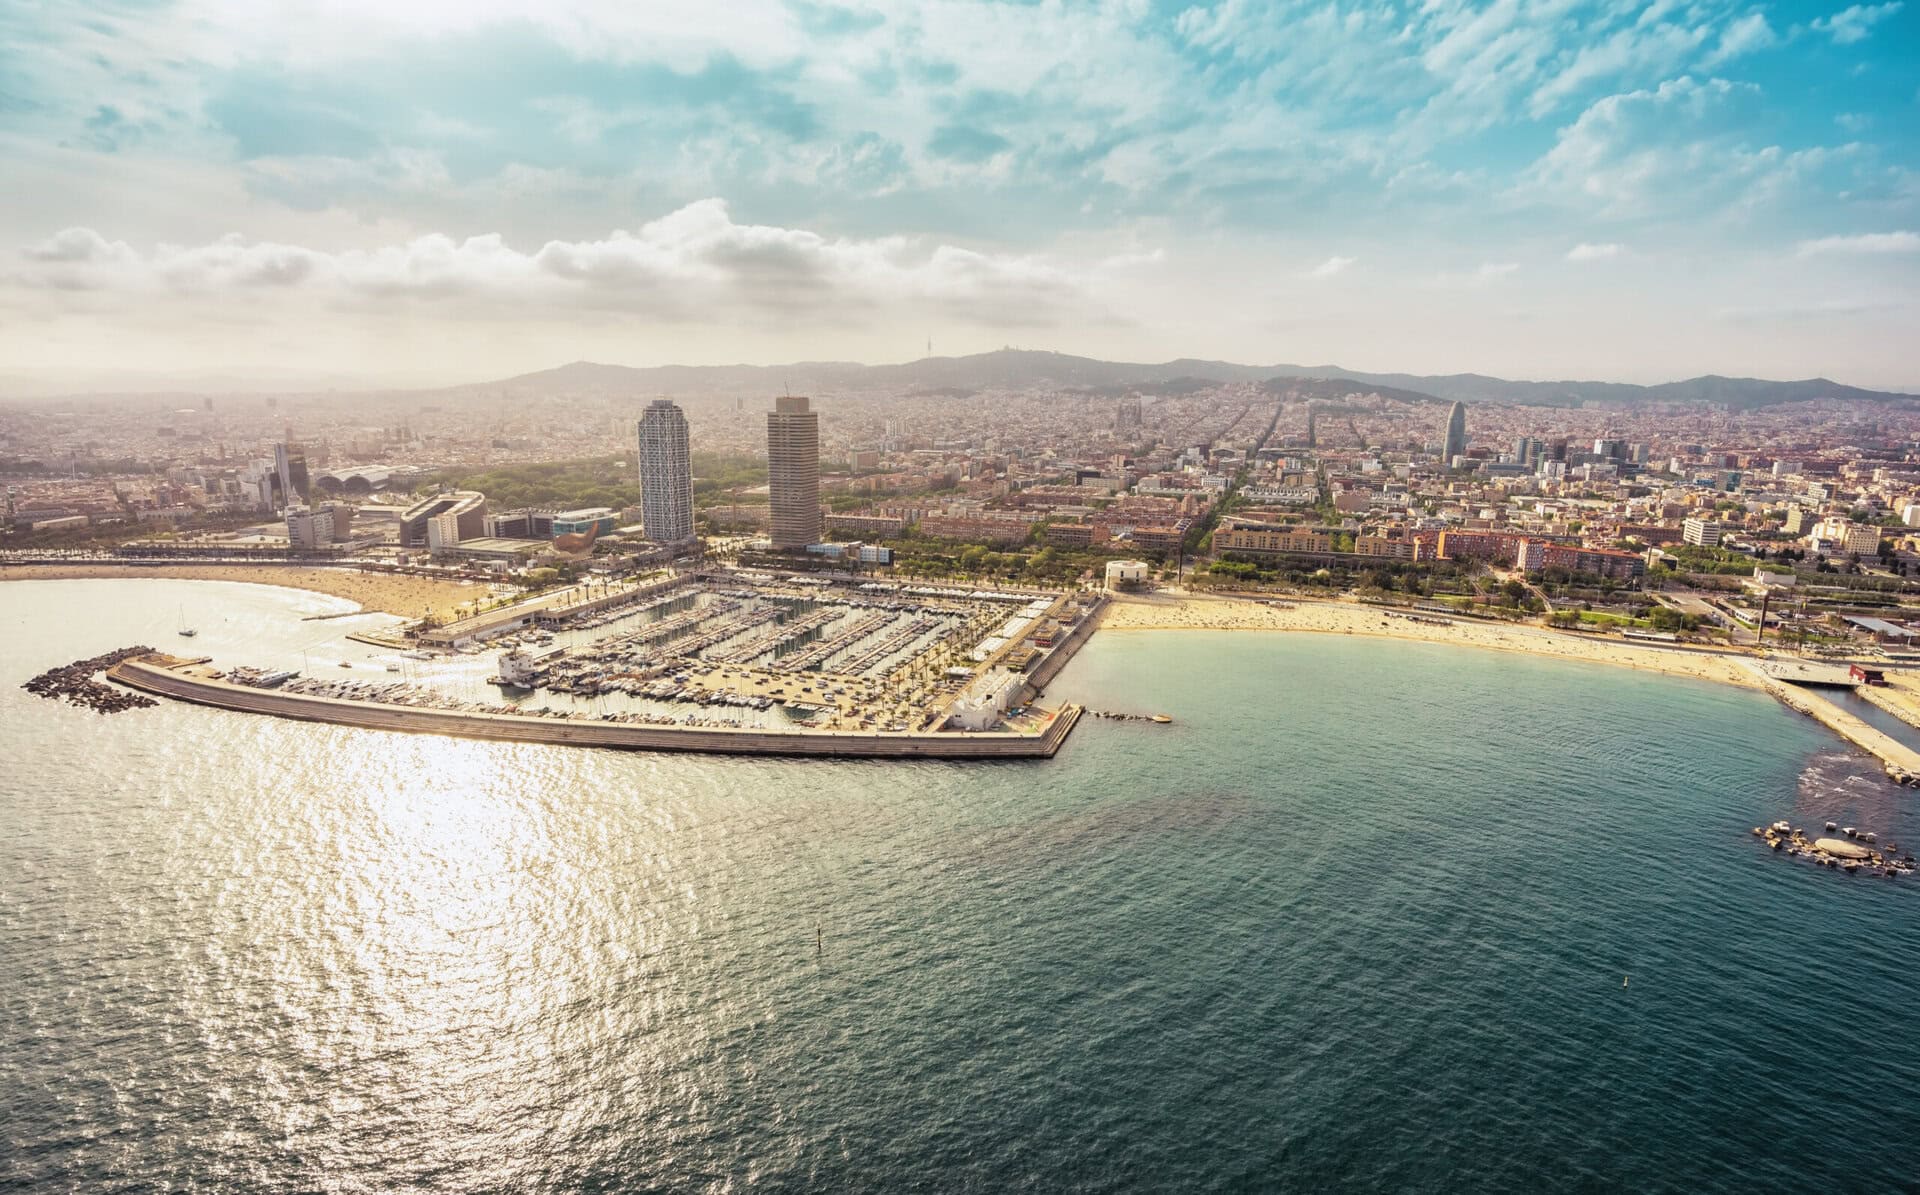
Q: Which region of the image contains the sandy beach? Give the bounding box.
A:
[1102,591,1765,689]
[0,563,494,620]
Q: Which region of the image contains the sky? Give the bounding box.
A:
[1,0,1917,391]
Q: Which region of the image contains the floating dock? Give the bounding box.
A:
[108,654,1082,760]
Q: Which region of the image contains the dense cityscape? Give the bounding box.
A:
[10,356,1920,653]
[9,0,1919,1189]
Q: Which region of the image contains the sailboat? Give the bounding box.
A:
[176,605,197,638]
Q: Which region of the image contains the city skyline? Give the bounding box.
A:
[3,2,1917,391]
[10,6,1920,1188]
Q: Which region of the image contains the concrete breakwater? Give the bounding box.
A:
[1022,594,1106,699]
[1855,683,1920,735]
[1746,663,1920,785]
[108,655,1082,760]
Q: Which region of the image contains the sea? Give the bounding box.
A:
[3,578,1916,1193]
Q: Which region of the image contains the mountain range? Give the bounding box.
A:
[479,350,1918,410]
[6,350,1913,408]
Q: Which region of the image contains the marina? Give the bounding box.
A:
[96,574,1108,758]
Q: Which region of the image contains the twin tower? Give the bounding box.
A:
[637,395,821,550]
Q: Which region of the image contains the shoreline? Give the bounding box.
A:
[0,562,492,620]
[1100,592,1767,690]
[1101,592,1920,782]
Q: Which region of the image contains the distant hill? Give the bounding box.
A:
[1261,375,1451,406]
[10,349,1908,406]
[471,350,1917,409]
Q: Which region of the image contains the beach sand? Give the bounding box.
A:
[0,563,493,620]
[1101,591,1764,689]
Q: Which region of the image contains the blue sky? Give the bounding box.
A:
[1,0,1916,388]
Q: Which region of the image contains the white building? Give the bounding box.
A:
[427,511,462,553]
[949,668,1026,731]
[1810,517,1880,556]
[285,504,334,551]
[1681,517,1723,547]
[1105,559,1150,590]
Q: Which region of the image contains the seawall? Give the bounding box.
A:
[1745,663,1920,784]
[1855,683,1920,734]
[109,657,1081,760]
[1022,594,1107,697]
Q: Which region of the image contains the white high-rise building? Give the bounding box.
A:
[637,399,694,544]
[767,395,823,549]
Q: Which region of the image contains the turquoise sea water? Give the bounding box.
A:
[3,579,1916,1192]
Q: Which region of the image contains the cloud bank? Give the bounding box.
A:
[15,200,1095,327]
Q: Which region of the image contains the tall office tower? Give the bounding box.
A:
[636,399,694,543]
[1441,402,1467,464]
[273,441,309,509]
[767,395,822,548]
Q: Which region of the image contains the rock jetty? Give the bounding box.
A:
[1753,820,1915,879]
[22,646,160,713]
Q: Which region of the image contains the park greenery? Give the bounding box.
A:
[434,453,766,512]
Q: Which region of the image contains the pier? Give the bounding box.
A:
[1746,661,1920,785]
[107,654,1084,759]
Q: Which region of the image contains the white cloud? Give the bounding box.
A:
[11,199,1100,326]
[1702,11,1777,66]
[1305,255,1355,279]
[1518,76,1798,218]
[1566,241,1624,261]
[1429,261,1520,289]
[1810,2,1904,44]
[1795,230,1920,255]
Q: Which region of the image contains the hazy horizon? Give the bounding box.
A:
[4,1,1917,390]
[3,347,1919,403]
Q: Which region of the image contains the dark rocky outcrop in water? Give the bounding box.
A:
[23,647,159,713]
